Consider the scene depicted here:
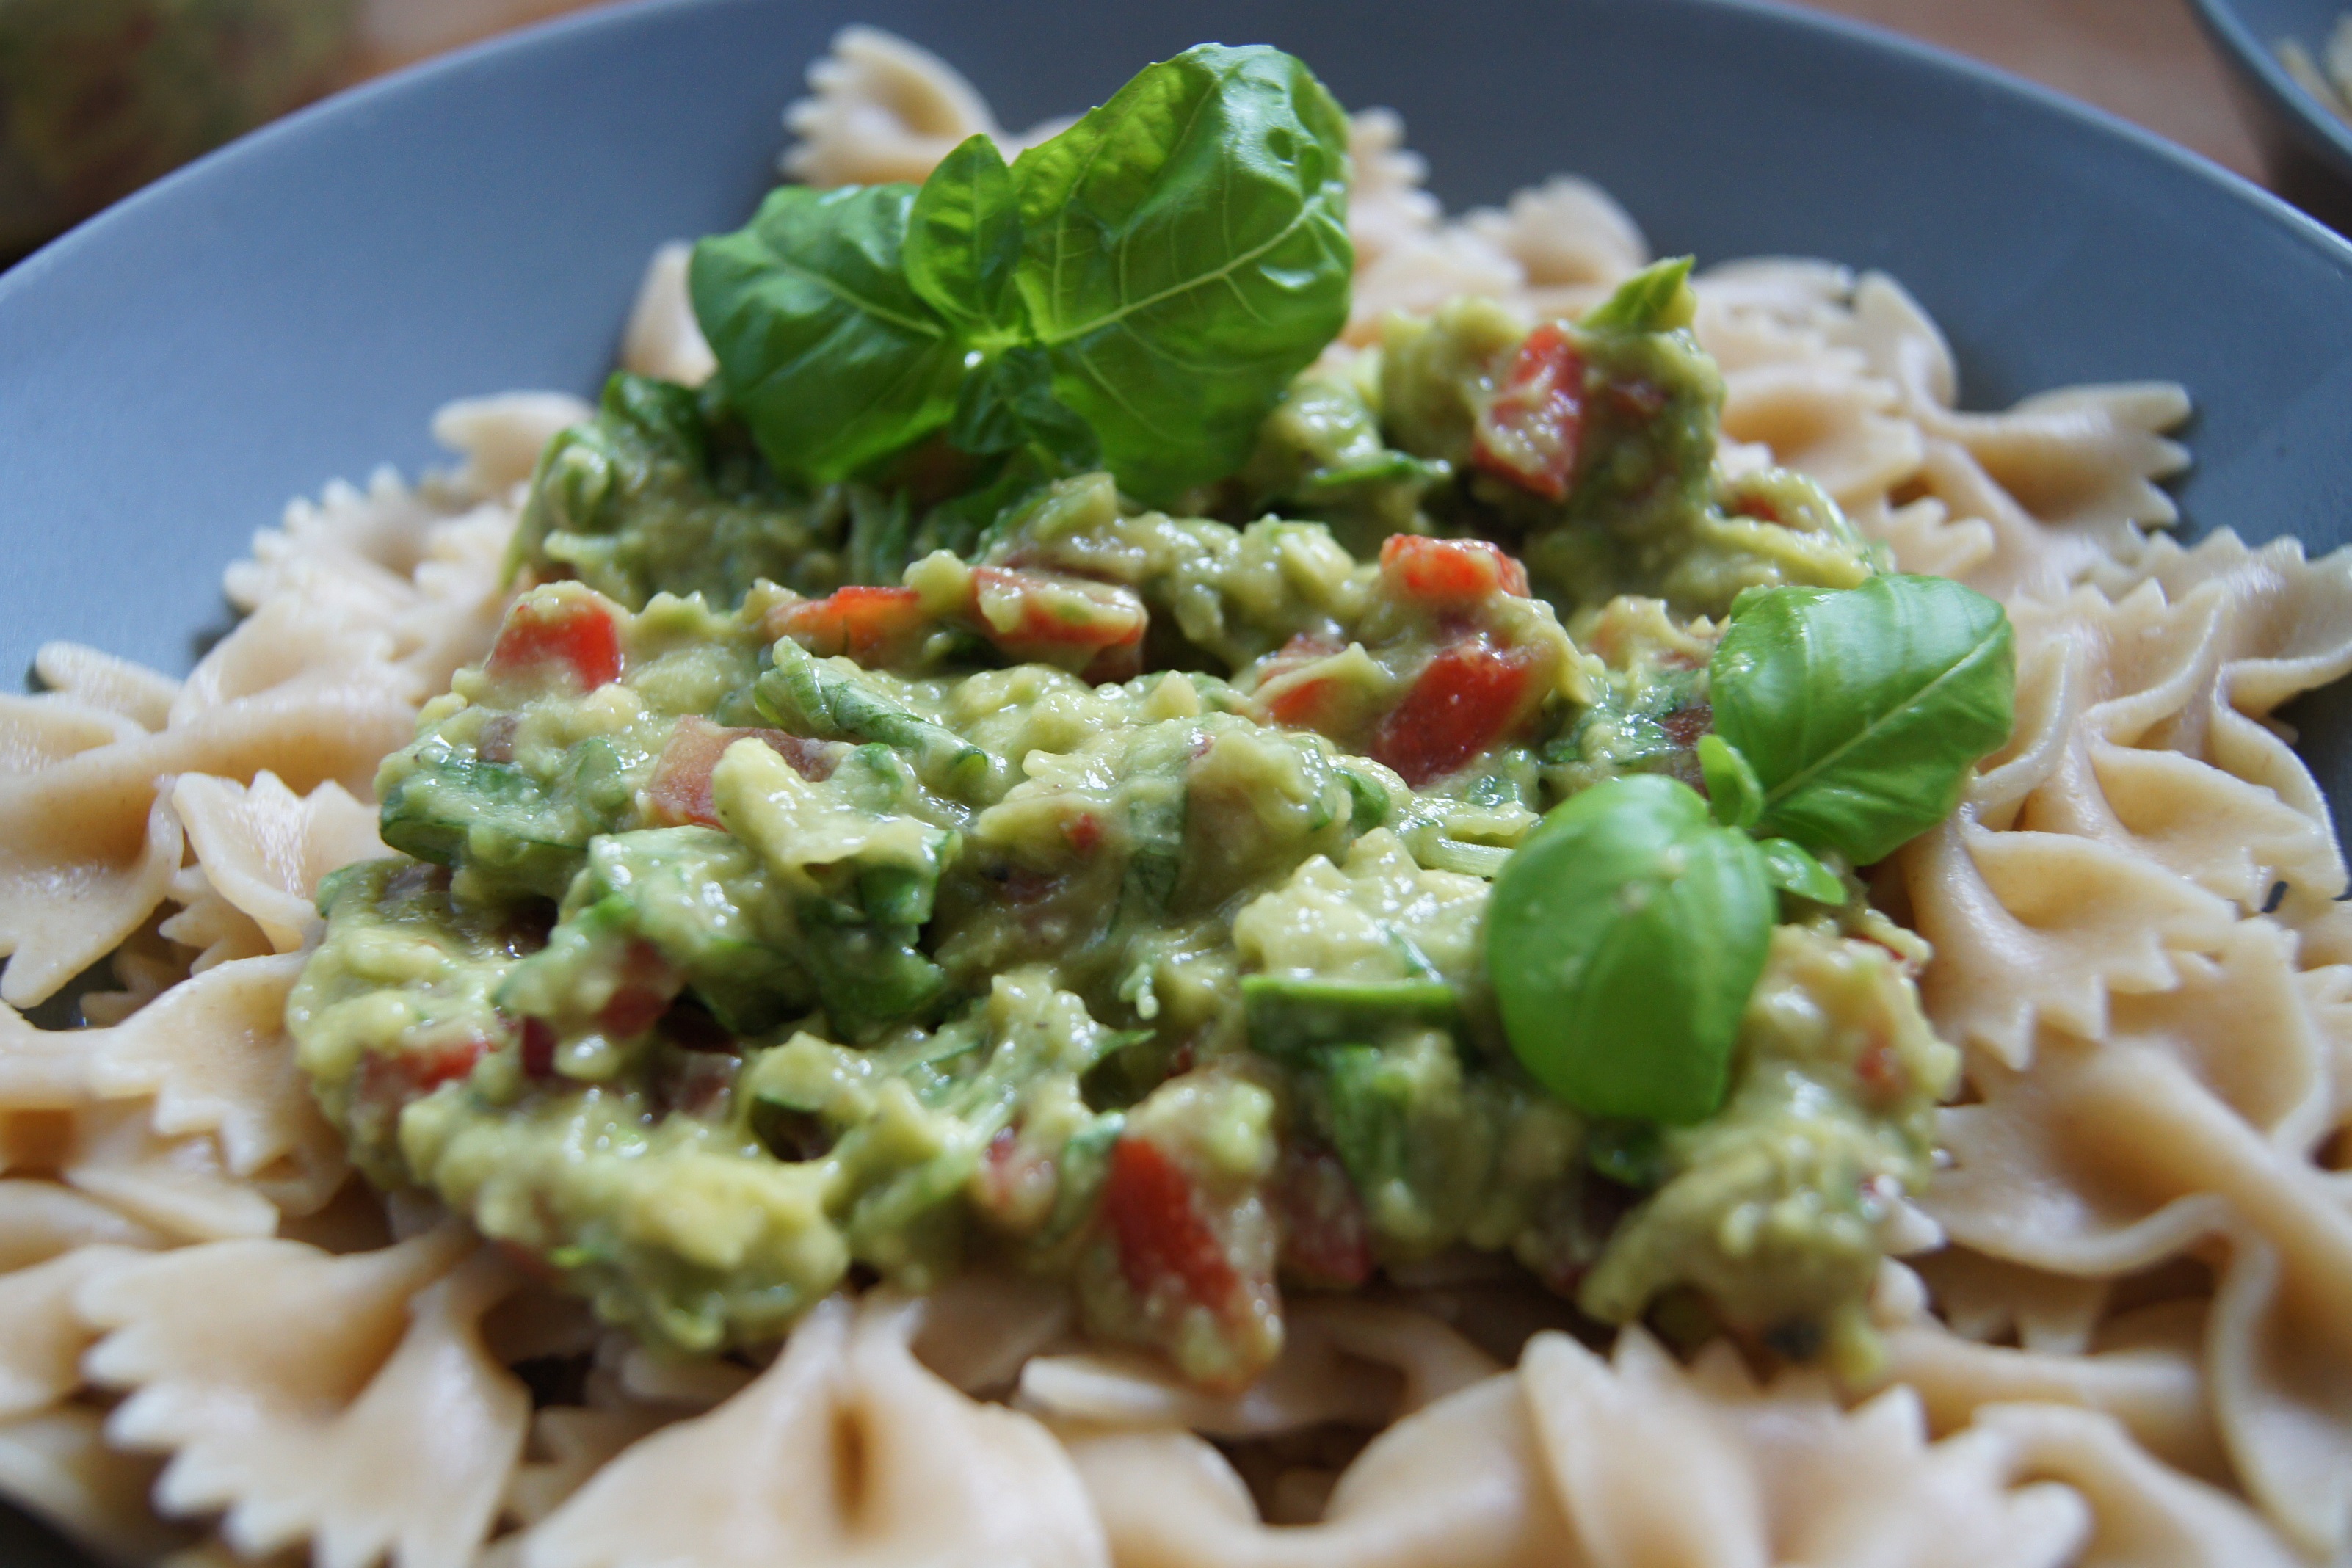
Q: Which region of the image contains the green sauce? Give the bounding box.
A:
[291,271,1960,1390]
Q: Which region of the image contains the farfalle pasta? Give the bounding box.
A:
[0,25,2346,1568]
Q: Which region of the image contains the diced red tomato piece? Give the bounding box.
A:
[1101,1135,1241,1313]
[1273,1144,1372,1288]
[1379,534,1530,604]
[970,567,1148,679]
[357,1036,488,1114]
[487,589,625,691]
[973,1123,1056,1232]
[518,1017,556,1080]
[1370,636,1547,786]
[1855,1034,1907,1107]
[596,940,678,1039]
[600,985,669,1039]
[647,716,842,829]
[774,585,930,667]
[1261,674,1340,730]
[1660,701,1713,749]
[1472,322,1586,501]
[1067,812,1105,856]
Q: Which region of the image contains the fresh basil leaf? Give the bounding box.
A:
[1010,43,1353,503]
[1696,733,1763,830]
[1756,838,1847,905]
[903,134,1023,336]
[1487,774,1772,1125]
[1710,573,2014,865]
[948,344,1101,469]
[1581,255,1696,333]
[690,184,960,484]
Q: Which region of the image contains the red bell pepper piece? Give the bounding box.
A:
[1379,534,1530,604]
[646,716,841,830]
[1370,636,1546,785]
[1472,322,1586,501]
[773,584,930,667]
[1100,1134,1242,1313]
[487,590,625,691]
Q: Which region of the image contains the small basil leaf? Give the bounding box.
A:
[689,184,960,484]
[1585,1119,1665,1189]
[1709,573,2015,865]
[1487,774,1772,1125]
[904,134,1023,335]
[948,345,1101,470]
[1696,733,1763,830]
[1580,255,1696,333]
[1755,838,1847,905]
[1011,43,1354,504]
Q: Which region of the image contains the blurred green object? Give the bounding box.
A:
[0,0,360,258]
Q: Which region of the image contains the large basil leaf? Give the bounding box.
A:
[903,134,1023,337]
[1487,775,1771,1125]
[689,184,961,484]
[1010,43,1353,503]
[1709,573,2014,865]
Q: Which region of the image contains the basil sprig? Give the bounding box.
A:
[691,44,1353,506]
[1487,775,1772,1125]
[1705,573,2016,865]
[1488,574,2013,1127]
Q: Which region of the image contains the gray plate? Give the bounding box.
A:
[4,0,2352,1558]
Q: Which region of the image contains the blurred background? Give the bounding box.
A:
[0,0,2287,260]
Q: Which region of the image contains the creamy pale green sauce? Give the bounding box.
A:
[291,297,1953,1388]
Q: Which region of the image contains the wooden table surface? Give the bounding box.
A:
[365,0,2268,186]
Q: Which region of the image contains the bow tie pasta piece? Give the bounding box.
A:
[1920,920,2352,1556]
[0,599,421,1011]
[619,244,716,388]
[13,1098,279,1243]
[519,1293,1108,1568]
[220,467,519,705]
[904,1265,1074,1397]
[502,1404,678,1531]
[84,953,349,1213]
[167,773,387,956]
[2206,1233,2352,1558]
[429,393,598,501]
[1522,1329,2091,1568]
[1911,1246,2113,1355]
[0,1404,184,1564]
[0,689,147,771]
[79,1228,528,1568]
[0,1244,148,1423]
[0,1180,164,1271]
[1061,1370,1571,1568]
[780,26,1067,190]
[1874,1304,2224,1482]
[1019,1300,1497,1438]
[1974,1403,2306,1568]
[0,784,183,1014]
[26,644,181,734]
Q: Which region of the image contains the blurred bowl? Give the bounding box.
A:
[0,0,359,258]
[2188,0,2352,228]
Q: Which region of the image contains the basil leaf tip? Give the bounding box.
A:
[1487,774,1772,1125]
[1696,733,1763,829]
[691,43,1353,505]
[1707,573,2015,866]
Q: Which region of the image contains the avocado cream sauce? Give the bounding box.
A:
[291,288,1956,1390]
